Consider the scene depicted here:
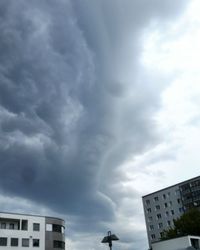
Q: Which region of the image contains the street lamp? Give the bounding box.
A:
[101,231,119,250]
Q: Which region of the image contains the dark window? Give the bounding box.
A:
[191,238,199,249]
[149,225,154,230]
[53,224,62,233]
[22,238,29,247]
[163,194,166,199]
[155,205,160,210]
[11,238,18,246]
[177,198,181,204]
[146,200,150,205]
[160,232,164,238]
[9,223,15,229]
[166,211,169,216]
[1,223,6,229]
[157,213,162,219]
[167,220,171,226]
[147,208,151,213]
[33,223,40,231]
[22,220,28,230]
[0,237,7,246]
[53,240,65,249]
[164,203,168,208]
[33,239,40,247]
[158,222,163,228]
[154,196,159,202]
[171,210,174,215]
[151,234,155,240]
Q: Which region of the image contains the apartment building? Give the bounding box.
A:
[142,176,200,248]
[0,212,65,250]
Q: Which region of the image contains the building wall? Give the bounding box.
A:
[152,236,200,250]
[0,212,65,250]
[142,176,200,248]
[45,217,65,250]
[143,185,184,246]
[0,212,45,250]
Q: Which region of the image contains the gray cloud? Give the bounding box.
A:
[0,0,189,249]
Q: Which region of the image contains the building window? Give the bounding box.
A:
[21,220,28,231]
[191,238,200,249]
[0,237,7,246]
[171,210,174,215]
[166,211,169,216]
[149,225,154,231]
[158,222,163,229]
[9,223,15,230]
[151,234,156,240]
[11,238,18,246]
[157,214,162,219]
[33,223,40,231]
[155,205,160,210]
[160,232,164,238]
[148,216,153,222]
[147,208,151,214]
[179,207,184,213]
[167,192,170,197]
[175,189,180,195]
[46,224,52,231]
[22,238,29,247]
[1,222,6,229]
[33,239,40,247]
[177,198,181,204]
[163,194,166,199]
[146,200,150,205]
[164,202,168,208]
[169,201,172,206]
[154,196,159,202]
[167,220,171,226]
[53,224,62,233]
[53,240,65,249]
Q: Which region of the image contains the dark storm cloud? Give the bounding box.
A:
[0,0,188,235]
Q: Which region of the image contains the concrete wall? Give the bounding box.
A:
[45,217,65,250]
[152,236,200,250]
[0,212,45,250]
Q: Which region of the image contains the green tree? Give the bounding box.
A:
[161,208,200,240]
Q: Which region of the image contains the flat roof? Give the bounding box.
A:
[152,235,200,245]
[142,175,200,198]
[0,211,64,222]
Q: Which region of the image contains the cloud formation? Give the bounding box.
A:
[0,0,189,249]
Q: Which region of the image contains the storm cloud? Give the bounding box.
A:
[0,0,189,249]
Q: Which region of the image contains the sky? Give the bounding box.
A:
[0,0,200,249]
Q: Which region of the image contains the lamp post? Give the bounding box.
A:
[101,231,119,250]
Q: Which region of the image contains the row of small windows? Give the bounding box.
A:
[151,232,164,241]
[0,221,65,234]
[53,240,65,249]
[148,210,184,224]
[0,221,40,231]
[146,201,183,214]
[145,198,181,206]
[46,224,65,234]
[0,237,39,247]
[149,220,173,231]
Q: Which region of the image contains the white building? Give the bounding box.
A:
[142,176,200,248]
[152,235,200,250]
[0,212,65,250]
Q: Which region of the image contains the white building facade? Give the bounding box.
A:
[152,235,200,250]
[142,176,200,248]
[0,212,65,250]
